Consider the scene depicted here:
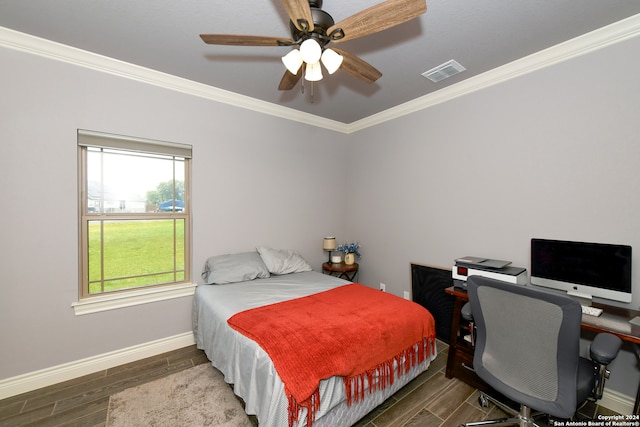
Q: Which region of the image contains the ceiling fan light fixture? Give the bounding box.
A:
[305,61,323,82]
[299,39,322,64]
[321,48,343,74]
[282,49,303,74]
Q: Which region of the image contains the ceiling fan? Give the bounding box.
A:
[200,0,427,91]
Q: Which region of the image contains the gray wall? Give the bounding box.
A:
[345,36,640,398]
[0,46,348,380]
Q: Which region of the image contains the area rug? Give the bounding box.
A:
[106,363,253,427]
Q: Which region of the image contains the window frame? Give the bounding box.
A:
[77,129,192,307]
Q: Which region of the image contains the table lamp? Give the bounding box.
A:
[323,237,337,264]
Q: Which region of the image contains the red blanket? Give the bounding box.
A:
[227,283,436,427]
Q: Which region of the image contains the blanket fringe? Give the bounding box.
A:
[344,337,434,407]
[288,388,320,427]
[288,337,435,427]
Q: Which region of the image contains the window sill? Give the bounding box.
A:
[72,283,197,316]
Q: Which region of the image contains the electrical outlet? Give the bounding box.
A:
[403,291,410,300]
[380,283,386,292]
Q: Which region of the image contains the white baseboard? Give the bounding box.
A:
[600,388,635,416]
[0,332,196,400]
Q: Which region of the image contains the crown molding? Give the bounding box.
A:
[348,13,640,133]
[2,13,639,135]
[0,26,349,133]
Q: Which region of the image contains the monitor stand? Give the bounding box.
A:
[567,290,593,307]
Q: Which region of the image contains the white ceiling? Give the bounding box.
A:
[2,0,640,124]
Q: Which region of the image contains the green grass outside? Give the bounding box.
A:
[88,219,185,294]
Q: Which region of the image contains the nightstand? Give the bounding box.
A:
[322,262,359,282]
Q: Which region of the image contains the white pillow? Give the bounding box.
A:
[256,246,313,275]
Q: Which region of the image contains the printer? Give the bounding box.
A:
[452,256,527,288]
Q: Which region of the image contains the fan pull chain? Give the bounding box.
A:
[297,63,315,102]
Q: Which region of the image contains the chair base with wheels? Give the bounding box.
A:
[463,402,538,427]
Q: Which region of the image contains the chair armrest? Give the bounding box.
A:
[461,302,473,321]
[590,333,623,365]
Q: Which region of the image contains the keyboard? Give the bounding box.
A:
[581,305,603,317]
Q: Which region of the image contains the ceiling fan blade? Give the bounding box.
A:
[328,0,426,43]
[333,48,382,84]
[280,0,314,32]
[200,34,293,46]
[278,69,303,90]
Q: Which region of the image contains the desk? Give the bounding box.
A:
[444,286,640,414]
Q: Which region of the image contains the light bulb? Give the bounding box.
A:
[299,39,322,64]
[321,48,344,74]
[305,61,323,82]
[282,49,303,74]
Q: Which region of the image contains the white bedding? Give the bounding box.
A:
[192,271,436,426]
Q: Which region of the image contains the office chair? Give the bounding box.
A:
[460,275,622,427]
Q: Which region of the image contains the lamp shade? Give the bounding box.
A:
[305,61,323,81]
[299,38,322,64]
[321,48,344,74]
[323,237,337,251]
[282,49,303,74]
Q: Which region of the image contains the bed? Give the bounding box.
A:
[192,248,437,427]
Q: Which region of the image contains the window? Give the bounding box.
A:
[78,130,191,301]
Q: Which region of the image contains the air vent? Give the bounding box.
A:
[422,60,466,83]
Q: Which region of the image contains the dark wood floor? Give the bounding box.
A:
[0,346,209,427]
[0,340,618,427]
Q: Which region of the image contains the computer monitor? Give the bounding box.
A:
[530,238,632,304]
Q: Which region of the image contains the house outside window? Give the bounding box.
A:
[78,130,191,300]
